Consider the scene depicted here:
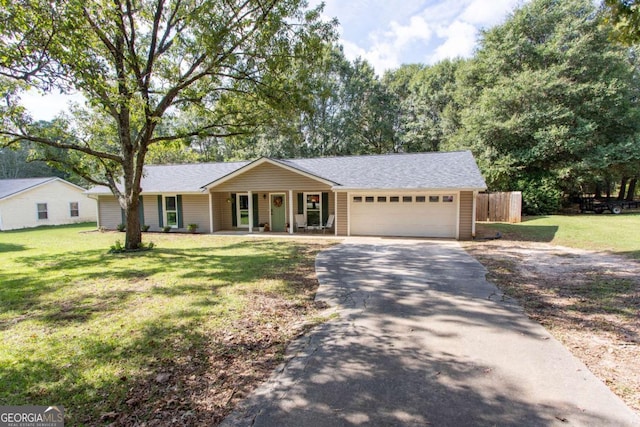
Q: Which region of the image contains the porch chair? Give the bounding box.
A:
[320,214,335,234]
[294,214,307,232]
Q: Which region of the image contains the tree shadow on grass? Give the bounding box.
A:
[0,242,27,253]
[476,222,559,242]
[1,240,306,329]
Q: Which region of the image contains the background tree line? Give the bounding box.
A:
[2,0,639,236]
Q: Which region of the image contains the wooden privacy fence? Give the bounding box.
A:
[476,192,522,223]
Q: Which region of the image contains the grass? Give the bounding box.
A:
[0,223,333,424]
[476,213,640,259]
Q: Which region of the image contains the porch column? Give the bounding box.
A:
[288,190,294,234]
[208,192,214,234]
[248,190,253,233]
[334,191,338,236]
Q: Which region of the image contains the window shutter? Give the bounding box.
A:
[231,193,237,227]
[138,196,145,225]
[120,208,125,225]
[157,195,163,227]
[252,193,259,227]
[297,193,304,214]
[177,195,184,228]
[322,192,329,224]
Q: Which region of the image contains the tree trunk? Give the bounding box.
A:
[626,178,637,201]
[124,196,142,250]
[618,176,628,200]
[595,182,602,199]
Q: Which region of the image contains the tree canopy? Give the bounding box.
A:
[0,0,335,249]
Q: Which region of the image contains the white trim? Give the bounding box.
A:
[248,191,253,233]
[288,190,294,234]
[209,192,214,234]
[303,192,322,228]
[236,193,249,229]
[163,194,179,228]
[334,191,338,236]
[203,157,336,190]
[455,191,460,240]
[269,192,287,232]
[333,186,486,192]
[472,190,478,238]
[347,191,351,236]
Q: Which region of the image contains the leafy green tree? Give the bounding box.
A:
[602,0,640,44]
[451,0,640,213]
[0,0,335,249]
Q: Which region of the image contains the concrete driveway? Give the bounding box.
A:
[223,238,640,426]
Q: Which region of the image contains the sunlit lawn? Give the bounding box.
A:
[0,223,330,424]
[477,213,640,259]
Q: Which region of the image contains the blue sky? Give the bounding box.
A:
[22,0,525,120]
[314,0,526,74]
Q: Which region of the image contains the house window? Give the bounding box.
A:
[165,196,178,227]
[305,193,321,227]
[443,195,454,203]
[403,196,412,202]
[236,194,249,228]
[377,196,387,202]
[365,196,374,203]
[429,196,440,203]
[390,196,399,202]
[353,196,362,203]
[416,196,426,203]
[37,203,48,220]
[70,202,79,217]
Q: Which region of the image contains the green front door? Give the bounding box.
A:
[270,194,286,232]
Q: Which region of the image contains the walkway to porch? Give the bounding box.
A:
[212,230,344,240]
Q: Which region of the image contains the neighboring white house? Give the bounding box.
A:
[0,177,97,231]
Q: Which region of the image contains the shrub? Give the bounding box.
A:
[518,176,563,215]
[162,226,172,233]
[187,223,198,233]
[116,223,126,232]
[109,240,125,253]
[141,224,151,232]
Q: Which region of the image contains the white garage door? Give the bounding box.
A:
[350,194,458,238]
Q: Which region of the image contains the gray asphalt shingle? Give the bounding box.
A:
[0,177,56,200]
[86,151,486,194]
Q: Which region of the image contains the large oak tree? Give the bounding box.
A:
[0,0,334,249]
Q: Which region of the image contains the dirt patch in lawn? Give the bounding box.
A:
[464,235,640,414]
[105,243,334,426]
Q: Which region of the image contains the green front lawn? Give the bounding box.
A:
[0,223,332,424]
[477,214,640,259]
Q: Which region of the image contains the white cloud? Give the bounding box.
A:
[429,20,478,64]
[21,90,85,121]
[460,0,521,26]
[386,16,432,49]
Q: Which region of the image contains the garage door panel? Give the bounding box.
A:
[350,195,457,238]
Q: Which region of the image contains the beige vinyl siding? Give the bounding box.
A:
[98,196,121,230]
[213,163,332,192]
[211,192,227,232]
[258,193,270,225]
[141,195,160,231]
[181,194,210,233]
[336,192,348,236]
[458,191,473,240]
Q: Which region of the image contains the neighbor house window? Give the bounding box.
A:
[37,203,48,220]
[165,196,178,227]
[70,202,79,217]
[305,193,321,227]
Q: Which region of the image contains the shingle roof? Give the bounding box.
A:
[0,177,56,200]
[283,151,486,189]
[86,151,486,194]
